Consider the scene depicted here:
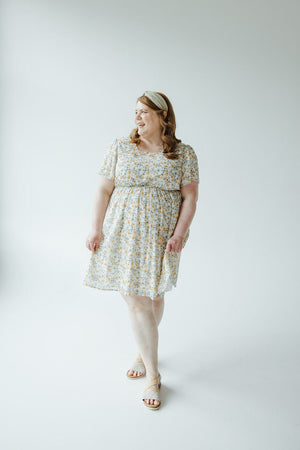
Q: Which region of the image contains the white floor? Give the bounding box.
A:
[0,264,299,450]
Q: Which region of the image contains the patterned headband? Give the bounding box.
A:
[143,91,168,112]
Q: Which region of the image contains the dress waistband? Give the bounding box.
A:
[115,184,180,192]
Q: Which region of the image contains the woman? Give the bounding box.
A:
[83,91,199,410]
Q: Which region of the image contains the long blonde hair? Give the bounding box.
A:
[129,92,181,160]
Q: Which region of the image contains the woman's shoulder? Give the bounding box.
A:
[117,136,132,145]
[101,135,130,152]
[175,141,197,156]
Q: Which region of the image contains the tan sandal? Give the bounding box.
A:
[142,373,161,410]
[126,354,146,378]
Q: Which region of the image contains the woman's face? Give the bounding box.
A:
[135,101,162,137]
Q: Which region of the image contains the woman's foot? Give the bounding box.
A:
[126,353,146,378]
[142,373,161,409]
[144,397,160,407]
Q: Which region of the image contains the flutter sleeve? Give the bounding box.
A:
[97,138,119,181]
[180,144,200,187]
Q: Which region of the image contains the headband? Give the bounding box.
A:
[143,91,168,112]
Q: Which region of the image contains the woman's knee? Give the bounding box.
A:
[121,293,153,312]
[153,295,164,304]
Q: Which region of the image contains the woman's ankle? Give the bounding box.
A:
[146,370,159,379]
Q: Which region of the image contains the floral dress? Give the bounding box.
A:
[83,136,199,300]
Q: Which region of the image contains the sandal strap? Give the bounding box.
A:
[142,374,161,402]
[144,374,161,391]
[129,361,146,373]
[142,386,161,401]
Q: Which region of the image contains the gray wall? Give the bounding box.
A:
[1,1,299,449]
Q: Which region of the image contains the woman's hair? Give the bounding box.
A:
[129,92,181,160]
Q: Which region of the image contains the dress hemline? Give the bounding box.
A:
[82,279,176,301]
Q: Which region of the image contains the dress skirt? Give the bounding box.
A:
[83,184,189,300]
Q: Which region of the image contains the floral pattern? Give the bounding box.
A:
[83,136,199,300]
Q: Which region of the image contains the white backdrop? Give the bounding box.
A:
[0,1,299,449]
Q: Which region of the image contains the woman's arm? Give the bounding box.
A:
[165,181,198,253]
[86,176,115,253]
[172,181,199,239]
[91,176,115,231]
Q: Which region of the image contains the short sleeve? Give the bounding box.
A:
[97,138,118,181]
[180,145,200,187]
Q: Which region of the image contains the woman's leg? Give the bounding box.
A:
[128,295,164,376]
[121,293,161,406]
[152,294,165,326]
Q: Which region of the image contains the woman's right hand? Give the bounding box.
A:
[86,229,102,253]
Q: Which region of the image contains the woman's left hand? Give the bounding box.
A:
[165,235,184,253]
